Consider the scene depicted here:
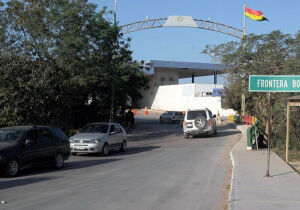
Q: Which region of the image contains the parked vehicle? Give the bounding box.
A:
[0,126,70,177]
[183,108,217,139]
[69,122,127,156]
[159,111,184,124]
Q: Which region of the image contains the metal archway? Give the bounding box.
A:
[120,16,243,39]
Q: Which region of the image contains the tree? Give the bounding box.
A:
[203,30,300,148]
[0,0,148,129]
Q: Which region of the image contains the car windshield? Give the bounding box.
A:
[0,129,24,142]
[80,124,109,133]
[187,111,207,120]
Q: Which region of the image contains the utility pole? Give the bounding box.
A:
[110,0,118,122]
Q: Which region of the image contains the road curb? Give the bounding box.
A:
[228,126,245,210]
[229,150,237,210]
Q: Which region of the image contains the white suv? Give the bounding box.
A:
[183,109,217,139]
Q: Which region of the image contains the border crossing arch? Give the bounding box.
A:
[120,16,243,39]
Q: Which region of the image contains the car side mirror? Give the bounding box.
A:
[212,114,216,118]
[25,139,33,145]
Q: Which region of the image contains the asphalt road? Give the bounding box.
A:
[0,115,240,210]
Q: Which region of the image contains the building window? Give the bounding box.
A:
[203,92,213,97]
[160,77,165,85]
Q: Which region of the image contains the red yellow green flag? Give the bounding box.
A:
[245,7,268,21]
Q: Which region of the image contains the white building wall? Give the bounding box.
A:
[147,84,236,116]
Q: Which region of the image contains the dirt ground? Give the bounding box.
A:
[289,161,300,174]
[274,149,300,174]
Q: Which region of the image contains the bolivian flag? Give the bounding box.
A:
[245,7,268,21]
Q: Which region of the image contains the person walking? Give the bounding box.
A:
[126,109,135,128]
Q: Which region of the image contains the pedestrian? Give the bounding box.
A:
[126,109,135,128]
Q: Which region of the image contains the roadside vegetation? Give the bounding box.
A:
[0,0,148,130]
[203,30,300,159]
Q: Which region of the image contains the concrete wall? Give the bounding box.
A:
[139,83,236,116]
[153,69,180,86]
[138,69,179,109]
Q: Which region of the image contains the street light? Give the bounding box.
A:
[139,60,152,70]
[204,53,220,87]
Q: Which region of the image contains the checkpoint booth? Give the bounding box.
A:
[138,60,236,116]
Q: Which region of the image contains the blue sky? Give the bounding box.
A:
[89,0,300,84]
[90,0,300,64]
[3,0,300,84]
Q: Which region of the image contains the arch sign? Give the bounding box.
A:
[163,16,198,27]
[120,16,243,39]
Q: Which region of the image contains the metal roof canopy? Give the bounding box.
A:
[150,60,230,79]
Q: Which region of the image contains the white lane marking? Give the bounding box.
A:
[229,151,238,210]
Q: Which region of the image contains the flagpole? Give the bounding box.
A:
[243,4,246,37]
[114,0,117,26]
[241,4,246,116]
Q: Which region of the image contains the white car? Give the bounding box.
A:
[69,122,127,156]
[183,108,217,139]
[159,111,184,124]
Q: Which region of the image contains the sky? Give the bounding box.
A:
[3,0,300,84]
[90,0,300,63]
[88,0,300,84]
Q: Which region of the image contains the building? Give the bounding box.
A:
[138,60,236,116]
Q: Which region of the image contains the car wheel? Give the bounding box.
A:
[101,143,109,156]
[120,140,127,152]
[160,117,163,123]
[54,153,64,169]
[5,159,19,177]
[194,116,207,129]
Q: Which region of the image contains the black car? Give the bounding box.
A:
[0,126,70,177]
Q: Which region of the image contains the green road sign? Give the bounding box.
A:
[249,75,300,92]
